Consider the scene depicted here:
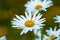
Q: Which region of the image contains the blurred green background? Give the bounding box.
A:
[0,0,60,40]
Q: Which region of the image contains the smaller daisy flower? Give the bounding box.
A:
[11,12,46,35]
[53,15,60,23]
[46,27,57,39]
[0,36,6,40]
[25,0,53,13]
[43,35,50,40]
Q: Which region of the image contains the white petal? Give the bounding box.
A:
[39,18,46,23]
[25,12,29,19]
[35,14,43,20]
[32,13,36,20]
[20,28,29,35]
[20,15,26,19]
[15,15,22,20]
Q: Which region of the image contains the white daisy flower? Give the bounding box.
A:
[53,15,60,23]
[46,27,57,39]
[11,12,46,35]
[25,0,53,13]
[0,36,6,40]
[43,35,50,40]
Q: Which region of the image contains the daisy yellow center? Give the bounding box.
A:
[25,20,35,27]
[50,35,55,39]
[35,4,42,10]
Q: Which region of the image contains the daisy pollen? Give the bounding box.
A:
[24,20,35,27]
[35,4,42,10]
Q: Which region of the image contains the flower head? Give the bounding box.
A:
[11,12,46,35]
[46,27,57,39]
[54,15,60,23]
[25,0,53,13]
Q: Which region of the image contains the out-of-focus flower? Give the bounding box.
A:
[46,27,57,39]
[11,12,46,35]
[0,36,6,40]
[54,15,60,23]
[25,0,53,13]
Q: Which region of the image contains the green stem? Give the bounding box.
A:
[41,28,43,40]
